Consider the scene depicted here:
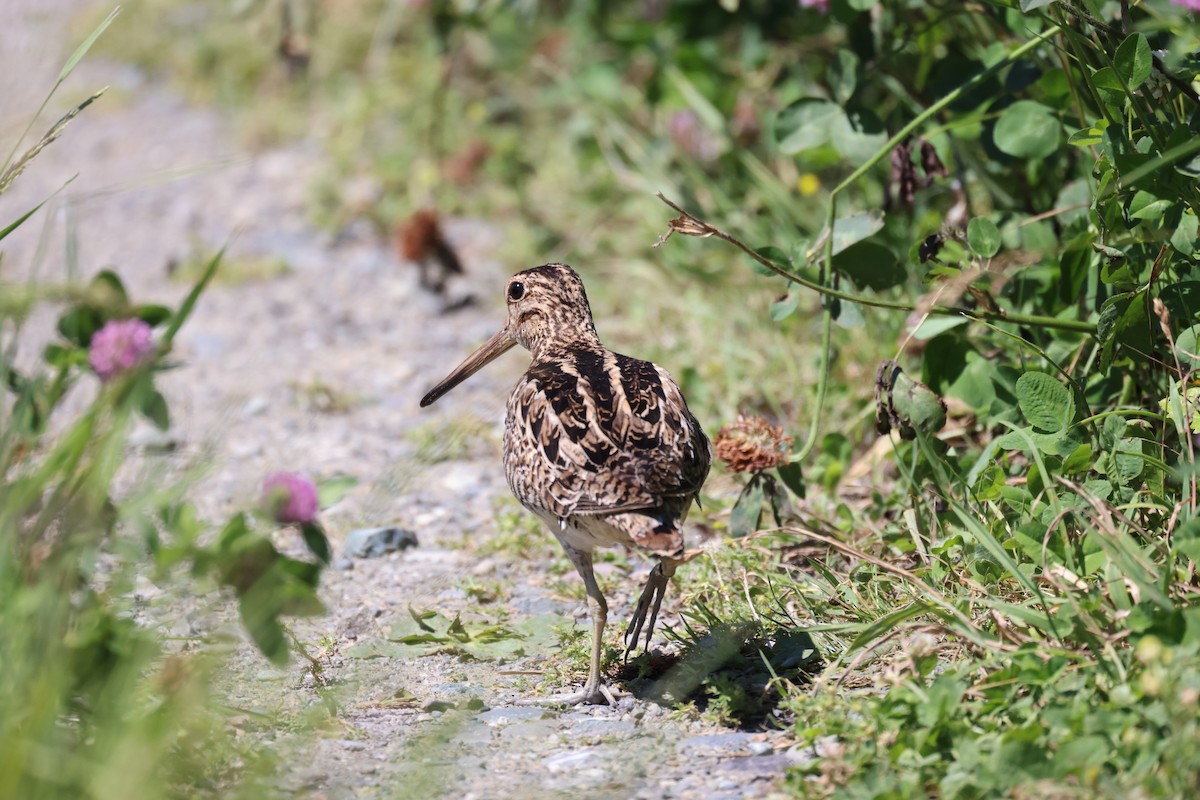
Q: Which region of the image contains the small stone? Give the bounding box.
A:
[340,740,367,752]
[128,426,181,452]
[333,557,354,571]
[567,719,636,739]
[543,748,603,773]
[499,720,558,740]
[477,706,551,726]
[714,754,792,774]
[748,741,774,756]
[677,732,755,756]
[457,725,493,746]
[343,526,418,559]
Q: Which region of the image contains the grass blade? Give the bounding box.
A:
[59,6,122,84]
[0,175,76,243]
[162,248,224,344]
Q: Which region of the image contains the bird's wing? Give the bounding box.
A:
[505,349,710,520]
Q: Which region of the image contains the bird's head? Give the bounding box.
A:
[420,263,598,408]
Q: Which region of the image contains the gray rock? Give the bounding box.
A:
[714,754,792,774]
[456,724,493,747]
[567,718,637,739]
[344,526,418,559]
[499,720,559,740]
[677,732,755,756]
[748,741,774,756]
[333,557,354,571]
[477,706,551,726]
[543,748,604,773]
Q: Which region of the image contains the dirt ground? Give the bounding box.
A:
[1,3,812,797]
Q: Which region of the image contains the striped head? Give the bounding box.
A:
[420,263,600,407]
[503,264,599,357]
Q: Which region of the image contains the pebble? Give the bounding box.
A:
[343,526,419,559]
[715,755,792,774]
[456,725,493,747]
[333,557,354,571]
[499,720,559,740]
[477,706,551,726]
[677,732,755,756]
[567,719,636,739]
[748,741,774,756]
[543,748,604,773]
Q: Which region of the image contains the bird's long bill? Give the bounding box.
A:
[419,328,516,407]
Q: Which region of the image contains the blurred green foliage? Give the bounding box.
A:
[0,16,334,797]
[63,0,1200,795]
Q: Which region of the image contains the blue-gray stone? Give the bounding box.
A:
[476,706,551,726]
[343,526,418,558]
[677,732,755,756]
[567,718,636,738]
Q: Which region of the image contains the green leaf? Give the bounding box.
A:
[769,283,800,321]
[240,602,288,665]
[134,304,174,327]
[1175,325,1200,368]
[300,522,332,565]
[90,270,127,305]
[140,388,170,431]
[830,212,884,256]
[993,101,1061,159]
[1129,190,1170,222]
[748,245,789,277]
[777,462,806,499]
[829,50,859,104]
[1016,371,1073,433]
[56,306,104,346]
[1114,33,1152,91]
[889,371,948,436]
[1068,120,1108,147]
[1090,67,1126,114]
[832,240,903,291]
[775,99,842,154]
[42,342,81,370]
[1171,212,1198,256]
[830,106,887,165]
[729,474,765,537]
[966,217,1001,258]
[317,474,359,508]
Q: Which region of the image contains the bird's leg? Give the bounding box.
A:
[547,544,616,706]
[623,558,678,662]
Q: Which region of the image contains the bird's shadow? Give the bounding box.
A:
[612,623,822,731]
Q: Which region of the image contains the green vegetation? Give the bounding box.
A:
[0,15,334,797]
[12,0,1200,796]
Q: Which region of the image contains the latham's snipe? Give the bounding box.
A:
[421,263,710,705]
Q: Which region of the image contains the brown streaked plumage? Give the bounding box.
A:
[420,263,710,705]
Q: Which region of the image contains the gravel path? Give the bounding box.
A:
[2,3,806,797]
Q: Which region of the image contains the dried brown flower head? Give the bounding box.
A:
[714,415,793,473]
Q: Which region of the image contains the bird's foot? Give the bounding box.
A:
[515,683,621,707]
[623,563,673,661]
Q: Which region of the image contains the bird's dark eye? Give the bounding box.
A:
[508,281,525,301]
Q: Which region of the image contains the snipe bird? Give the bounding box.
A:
[420,263,710,705]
